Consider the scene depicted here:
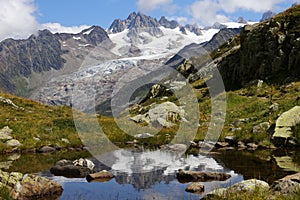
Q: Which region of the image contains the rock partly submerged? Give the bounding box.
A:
[0,170,63,200]
[50,158,95,178]
[176,169,231,183]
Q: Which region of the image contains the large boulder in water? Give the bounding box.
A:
[50,158,95,178]
[176,169,231,183]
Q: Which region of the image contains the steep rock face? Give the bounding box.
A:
[218,5,300,90]
[159,16,180,29]
[0,30,65,93]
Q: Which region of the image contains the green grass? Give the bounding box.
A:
[205,187,300,200]
[0,186,11,200]
[0,92,82,152]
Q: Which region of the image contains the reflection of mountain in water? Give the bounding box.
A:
[95,149,236,190]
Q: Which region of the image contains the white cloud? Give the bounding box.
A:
[167,16,188,25]
[137,0,173,12]
[189,0,230,26]
[188,0,288,26]
[0,0,39,41]
[41,23,91,34]
[219,0,286,13]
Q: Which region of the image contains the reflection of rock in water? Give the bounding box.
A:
[114,169,175,191]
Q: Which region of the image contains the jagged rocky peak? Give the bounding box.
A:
[128,12,161,29]
[237,17,247,24]
[260,10,276,22]
[159,16,180,29]
[204,22,228,30]
[81,25,111,46]
[108,12,161,34]
[184,24,202,36]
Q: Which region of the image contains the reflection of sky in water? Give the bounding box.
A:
[41,150,243,200]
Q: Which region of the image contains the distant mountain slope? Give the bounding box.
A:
[0,26,113,96]
[166,28,242,66]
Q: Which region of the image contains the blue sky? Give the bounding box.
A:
[34,0,297,27]
[0,0,299,41]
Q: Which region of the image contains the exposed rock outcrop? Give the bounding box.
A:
[219,5,300,90]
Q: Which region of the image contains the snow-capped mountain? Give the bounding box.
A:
[0,11,252,113]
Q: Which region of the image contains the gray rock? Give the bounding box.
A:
[86,170,114,182]
[253,122,270,134]
[176,169,231,183]
[231,179,270,192]
[0,170,63,200]
[273,106,300,146]
[73,158,95,170]
[6,139,22,147]
[134,133,154,139]
[246,143,258,150]
[0,126,13,141]
[204,179,269,199]
[38,146,56,153]
[215,142,229,148]
[271,172,300,195]
[224,136,236,144]
[185,182,205,193]
[269,103,279,112]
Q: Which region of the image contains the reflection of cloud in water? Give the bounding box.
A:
[94,149,239,191]
[105,149,228,175]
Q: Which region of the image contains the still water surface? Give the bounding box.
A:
[2,148,299,200]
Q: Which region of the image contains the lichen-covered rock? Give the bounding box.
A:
[252,122,270,134]
[185,182,205,193]
[272,106,300,146]
[86,170,114,182]
[0,170,63,200]
[0,126,13,141]
[271,172,300,195]
[230,179,270,192]
[5,139,22,147]
[204,179,269,199]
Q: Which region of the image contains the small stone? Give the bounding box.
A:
[6,139,22,147]
[0,126,13,141]
[252,122,270,134]
[134,133,154,139]
[224,136,236,145]
[38,146,56,153]
[185,182,205,193]
[215,142,229,148]
[246,143,258,150]
[61,138,70,144]
[86,170,114,182]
